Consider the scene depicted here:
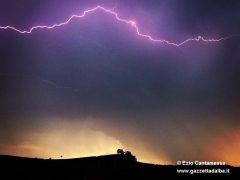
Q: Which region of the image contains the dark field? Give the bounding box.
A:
[0,153,239,179]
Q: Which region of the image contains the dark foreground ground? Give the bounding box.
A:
[0,154,239,179]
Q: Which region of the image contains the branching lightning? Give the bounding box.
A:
[0,6,234,46]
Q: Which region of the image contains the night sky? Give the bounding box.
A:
[0,0,240,165]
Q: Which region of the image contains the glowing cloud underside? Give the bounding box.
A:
[0,6,233,46]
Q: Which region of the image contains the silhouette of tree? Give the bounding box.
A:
[125,151,137,162]
[117,149,124,155]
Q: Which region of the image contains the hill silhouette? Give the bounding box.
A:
[0,152,239,179]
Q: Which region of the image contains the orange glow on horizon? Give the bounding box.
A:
[208,130,240,167]
[0,120,168,164]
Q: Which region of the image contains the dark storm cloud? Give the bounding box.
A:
[0,0,240,163]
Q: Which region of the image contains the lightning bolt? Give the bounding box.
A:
[0,6,235,47]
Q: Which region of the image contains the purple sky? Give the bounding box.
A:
[0,0,240,165]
